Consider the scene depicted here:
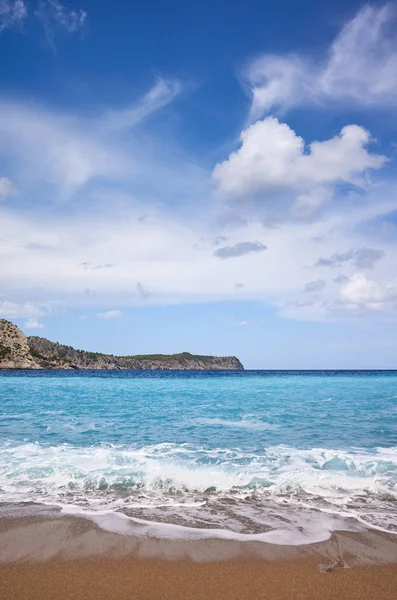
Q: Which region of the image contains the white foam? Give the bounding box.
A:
[61,505,360,545]
[193,417,279,431]
[0,441,396,536]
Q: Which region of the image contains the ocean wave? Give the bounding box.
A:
[0,441,396,535]
[0,441,396,497]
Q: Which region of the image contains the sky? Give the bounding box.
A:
[1,0,397,369]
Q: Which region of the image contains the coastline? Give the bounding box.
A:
[1,510,397,600]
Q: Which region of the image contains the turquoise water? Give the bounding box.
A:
[1,370,396,542]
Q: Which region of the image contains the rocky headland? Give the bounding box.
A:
[0,319,244,370]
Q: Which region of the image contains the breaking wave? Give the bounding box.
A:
[1,441,396,539]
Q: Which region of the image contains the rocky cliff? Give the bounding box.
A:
[0,320,244,370]
[0,319,41,369]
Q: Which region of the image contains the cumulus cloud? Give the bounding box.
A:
[305,279,326,292]
[24,318,44,330]
[35,0,87,47]
[214,241,266,259]
[0,0,26,33]
[281,273,397,320]
[245,4,397,119]
[338,274,397,311]
[213,118,385,210]
[97,310,123,319]
[316,248,385,269]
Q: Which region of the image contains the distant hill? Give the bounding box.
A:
[0,319,244,371]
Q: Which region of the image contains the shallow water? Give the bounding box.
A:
[1,370,396,543]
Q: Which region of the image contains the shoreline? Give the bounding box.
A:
[1,509,397,599]
[1,508,397,565]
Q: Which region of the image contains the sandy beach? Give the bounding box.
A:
[1,556,397,600]
[0,510,397,600]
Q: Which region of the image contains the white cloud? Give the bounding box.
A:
[35,0,86,47]
[0,71,396,327]
[24,318,44,330]
[213,118,385,208]
[103,78,182,131]
[234,319,264,327]
[0,82,189,198]
[0,0,26,33]
[97,310,123,319]
[0,177,15,200]
[338,274,397,311]
[0,102,126,197]
[0,300,49,319]
[1,193,397,323]
[246,4,397,119]
[292,188,333,218]
[279,270,397,320]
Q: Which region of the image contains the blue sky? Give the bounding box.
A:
[1,0,397,368]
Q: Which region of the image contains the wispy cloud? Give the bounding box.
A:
[0,300,50,319]
[24,318,44,329]
[35,0,87,48]
[1,195,397,322]
[102,78,183,131]
[305,279,326,292]
[0,176,16,200]
[316,248,385,269]
[234,319,264,327]
[81,262,115,271]
[97,310,123,319]
[214,241,266,259]
[245,4,397,119]
[0,76,190,199]
[0,101,126,197]
[0,0,26,33]
[137,282,151,299]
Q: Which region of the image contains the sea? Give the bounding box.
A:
[0,370,396,545]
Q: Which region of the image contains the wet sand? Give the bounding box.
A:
[1,510,397,600]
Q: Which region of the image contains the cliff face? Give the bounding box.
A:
[0,319,41,369]
[0,320,244,370]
